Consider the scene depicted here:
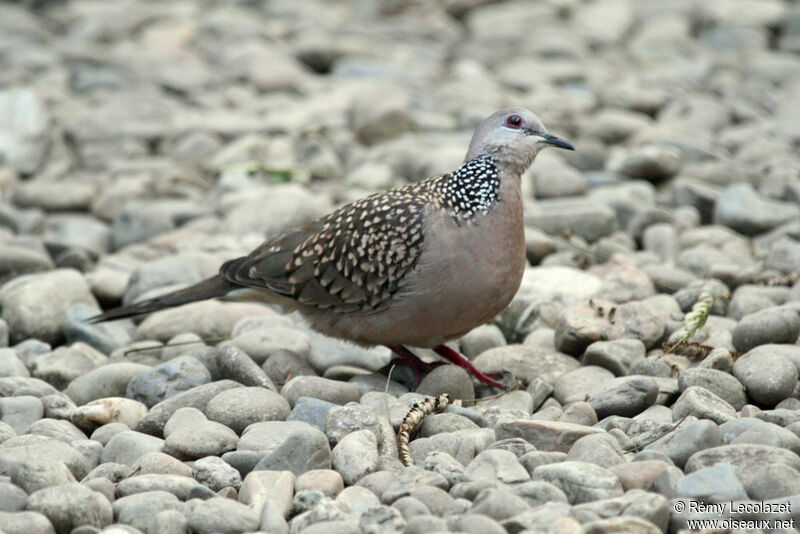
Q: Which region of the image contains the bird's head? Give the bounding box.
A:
[465,107,574,172]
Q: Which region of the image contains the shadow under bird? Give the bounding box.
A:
[91,107,574,388]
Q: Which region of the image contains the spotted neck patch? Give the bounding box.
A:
[431,155,500,219]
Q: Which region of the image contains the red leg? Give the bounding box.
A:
[387,344,443,388]
[433,344,505,388]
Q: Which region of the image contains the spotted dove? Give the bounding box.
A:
[92,108,574,388]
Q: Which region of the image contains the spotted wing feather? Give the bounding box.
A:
[220,188,428,313]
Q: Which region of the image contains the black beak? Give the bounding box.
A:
[538,132,574,151]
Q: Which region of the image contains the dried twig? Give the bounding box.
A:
[397,394,450,466]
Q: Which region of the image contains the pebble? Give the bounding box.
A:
[101,430,164,466]
[496,419,606,453]
[296,469,344,498]
[60,350,142,399]
[553,366,616,404]
[671,386,737,424]
[187,497,260,534]
[582,338,645,376]
[262,349,317,385]
[70,397,147,431]
[685,444,800,488]
[607,144,682,182]
[238,420,331,476]
[0,395,43,433]
[27,482,113,533]
[125,356,211,407]
[676,462,748,501]
[205,386,290,434]
[162,407,238,459]
[116,473,197,500]
[0,269,97,345]
[0,510,55,534]
[714,183,800,235]
[459,324,507,359]
[732,307,800,352]
[588,377,659,419]
[226,325,312,365]
[677,367,747,410]
[532,461,624,504]
[214,345,276,391]
[111,491,185,533]
[135,379,242,436]
[192,455,242,491]
[331,429,380,485]
[565,433,626,468]
[646,419,722,469]
[281,376,362,407]
[733,344,798,406]
[416,365,475,401]
[464,449,530,483]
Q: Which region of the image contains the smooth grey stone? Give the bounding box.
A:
[628,358,673,378]
[423,451,466,487]
[332,429,380,485]
[677,368,746,410]
[464,449,530,484]
[225,325,311,365]
[607,144,681,182]
[500,501,574,532]
[460,324,507,359]
[719,417,765,443]
[150,509,189,534]
[30,345,107,391]
[392,496,429,520]
[733,345,798,406]
[281,376,362,407]
[27,482,112,533]
[71,439,102,470]
[495,419,606,453]
[101,430,164,466]
[348,373,408,397]
[186,496,259,534]
[519,451,568,475]
[732,307,800,352]
[532,461,624,504]
[239,421,331,476]
[38,393,74,420]
[583,339,645,376]
[380,466,448,504]
[651,465,684,499]
[325,403,384,448]
[745,464,800,500]
[574,491,670,532]
[671,386,737,424]
[417,364,476,401]
[205,386,290,434]
[186,484,216,500]
[676,462,747,501]
[0,347,28,377]
[112,491,185,533]
[131,451,192,478]
[486,437,536,457]
[62,302,131,355]
[261,349,317,385]
[89,423,128,446]
[0,437,87,489]
[470,487,530,521]
[755,408,800,427]
[117,474,197,500]
[162,408,238,459]
[526,198,617,242]
[192,456,241,491]
[403,515,447,534]
[215,346,276,391]
[685,444,800,488]
[449,479,501,501]
[553,366,616,404]
[0,510,55,534]
[449,513,506,534]
[409,428,494,466]
[513,480,569,509]
[83,462,133,483]
[588,377,658,419]
[286,396,337,431]
[732,421,800,454]
[0,480,27,511]
[126,356,211,408]
[0,318,8,347]
[565,433,626,468]
[0,420,16,444]
[0,395,43,434]
[63,362,149,406]
[714,183,799,235]
[646,419,722,469]
[0,268,98,345]
[135,380,242,436]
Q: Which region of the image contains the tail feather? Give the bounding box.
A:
[89,275,235,323]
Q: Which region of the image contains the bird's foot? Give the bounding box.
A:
[432,344,505,389]
[388,344,441,388]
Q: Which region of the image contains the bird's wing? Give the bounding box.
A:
[220,188,429,313]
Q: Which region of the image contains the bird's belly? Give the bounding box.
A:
[308,210,526,348]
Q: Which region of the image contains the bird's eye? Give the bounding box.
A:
[506,115,523,128]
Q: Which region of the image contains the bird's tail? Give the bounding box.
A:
[89,275,235,323]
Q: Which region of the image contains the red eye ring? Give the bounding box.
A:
[506,115,523,128]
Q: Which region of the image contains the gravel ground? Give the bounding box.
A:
[1,0,800,533]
